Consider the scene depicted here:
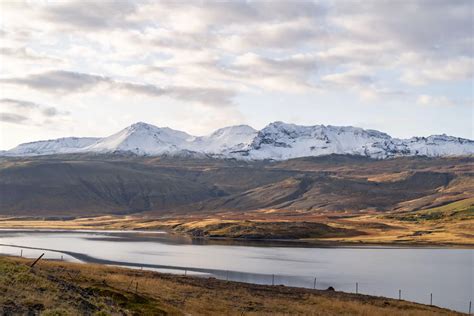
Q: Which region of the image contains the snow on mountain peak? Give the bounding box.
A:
[210,124,256,137]
[189,124,257,154]
[127,121,155,131]
[3,121,473,159]
[243,122,472,160]
[83,122,192,155]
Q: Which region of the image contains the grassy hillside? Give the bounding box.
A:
[0,156,294,216]
[0,256,462,315]
[184,172,454,214]
[0,155,471,217]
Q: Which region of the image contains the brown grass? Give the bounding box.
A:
[0,256,462,315]
[0,208,472,246]
[0,197,473,246]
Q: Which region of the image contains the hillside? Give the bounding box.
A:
[0,155,471,217]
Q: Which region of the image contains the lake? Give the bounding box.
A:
[0,229,471,313]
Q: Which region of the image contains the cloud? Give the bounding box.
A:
[225,53,319,92]
[2,70,235,106]
[401,57,474,85]
[0,113,28,124]
[0,98,66,116]
[2,71,105,93]
[42,1,139,30]
[0,47,62,63]
[332,0,472,56]
[2,1,470,109]
[1,98,41,109]
[0,98,69,125]
[417,95,456,107]
[321,70,373,87]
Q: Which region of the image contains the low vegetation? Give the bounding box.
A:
[0,198,473,246]
[0,155,472,217]
[172,220,363,239]
[0,256,462,315]
[0,155,472,245]
[385,198,474,223]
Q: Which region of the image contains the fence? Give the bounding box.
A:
[7,247,474,315]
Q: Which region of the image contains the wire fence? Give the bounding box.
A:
[6,247,473,315]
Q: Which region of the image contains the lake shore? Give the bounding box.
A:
[0,212,472,247]
[0,255,464,315]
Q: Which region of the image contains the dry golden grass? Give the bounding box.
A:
[0,256,462,316]
[322,199,474,246]
[367,171,412,183]
[0,198,472,246]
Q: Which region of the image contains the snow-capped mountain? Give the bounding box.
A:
[399,135,474,157]
[236,122,474,160]
[82,122,192,155]
[241,122,397,160]
[189,125,257,154]
[5,137,99,156]
[3,121,473,160]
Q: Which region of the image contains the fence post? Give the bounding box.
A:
[30,253,44,268]
[20,249,23,258]
[272,274,275,286]
[184,269,187,276]
[356,282,358,294]
[313,277,317,289]
[398,289,401,300]
[469,301,471,314]
[430,293,432,306]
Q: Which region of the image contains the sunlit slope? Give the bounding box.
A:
[0,155,472,217]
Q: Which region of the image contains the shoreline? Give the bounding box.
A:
[0,226,473,248]
[0,254,465,315]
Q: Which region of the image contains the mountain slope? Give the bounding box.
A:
[238,122,396,159]
[83,122,192,155]
[6,137,99,156]
[189,125,257,154]
[3,121,473,159]
[400,135,474,157]
[0,155,470,217]
[235,122,474,160]
[178,172,454,214]
[0,159,226,216]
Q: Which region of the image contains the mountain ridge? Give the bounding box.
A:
[3,121,473,159]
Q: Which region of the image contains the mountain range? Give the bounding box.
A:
[3,121,473,159]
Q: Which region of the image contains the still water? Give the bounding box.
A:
[0,230,472,313]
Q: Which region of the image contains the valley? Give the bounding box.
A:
[0,154,472,246]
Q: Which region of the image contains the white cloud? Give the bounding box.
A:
[0,0,472,148]
[2,70,235,107]
[0,98,69,126]
[402,57,474,85]
[417,95,456,107]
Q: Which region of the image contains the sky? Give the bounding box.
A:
[0,0,472,150]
